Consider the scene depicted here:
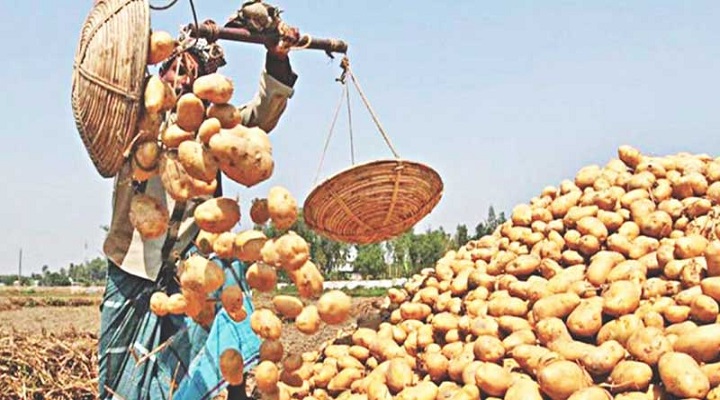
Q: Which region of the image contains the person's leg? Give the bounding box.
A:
[98,261,186,399]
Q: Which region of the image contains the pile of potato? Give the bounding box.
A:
[270,146,720,400]
[132,31,354,389]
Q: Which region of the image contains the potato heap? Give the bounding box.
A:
[271,146,720,400]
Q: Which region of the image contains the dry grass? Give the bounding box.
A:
[0,330,98,400]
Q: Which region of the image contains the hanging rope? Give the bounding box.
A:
[346,79,355,165]
[313,83,349,185]
[149,0,180,10]
[344,60,401,159]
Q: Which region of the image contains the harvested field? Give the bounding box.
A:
[0,291,384,399]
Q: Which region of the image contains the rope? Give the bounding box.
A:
[149,0,180,10]
[314,83,349,185]
[346,66,401,159]
[346,81,355,165]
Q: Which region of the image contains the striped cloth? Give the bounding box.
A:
[98,247,261,400]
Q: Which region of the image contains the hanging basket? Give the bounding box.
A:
[71,0,150,178]
[303,159,444,245]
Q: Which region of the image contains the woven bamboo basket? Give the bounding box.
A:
[303,159,444,244]
[71,0,150,178]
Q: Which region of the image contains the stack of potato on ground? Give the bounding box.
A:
[126,31,355,391]
[281,146,720,400]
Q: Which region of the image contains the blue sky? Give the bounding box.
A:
[1,1,719,275]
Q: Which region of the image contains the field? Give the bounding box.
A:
[0,286,384,399]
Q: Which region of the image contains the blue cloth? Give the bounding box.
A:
[98,247,261,400]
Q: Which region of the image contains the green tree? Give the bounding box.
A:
[472,206,506,240]
[454,224,469,249]
[353,244,386,279]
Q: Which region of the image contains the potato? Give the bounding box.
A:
[194,197,240,233]
[505,254,540,277]
[177,140,218,183]
[289,261,324,299]
[400,303,432,321]
[129,194,169,240]
[609,361,653,393]
[596,314,643,346]
[193,73,234,104]
[175,93,205,132]
[706,240,720,277]
[219,348,244,385]
[532,292,581,320]
[537,360,592,400]
[602,280,641,317]
[246,263,277,293]
[690,294,719,323]
[639,211,673,239]
[211,232,235,258]
[502,329,536,352]
[159,152,196,201]
[260,339,284,363]
[218,286,246,323]
[567,297,604,338]
[317,290,352,325]
[212,129,275,188]
[488,296,528,317]
[296,305,322,335]
[255,360,280,393]
[234,230,267,263]
[272,295,304,319]
[397,381,438,400]
[535,317,572,345]
[207,103,241,129]
[474,362,512,397]
[197,118,222,146]
[267,186,298,230]
[658,352,710,399]
[250,308,282,340]
[673,323,720,363]
[165,293,188,315]
[567,386,612,400]
[472,335,505,363]
[505,379,544,400]
[385,358,412,394]
[625,327,671,366]
[275,231,310,271]
[149,292,169,317]
[148,30,175,65]
[180,254,224,293]
[580,340,625,377]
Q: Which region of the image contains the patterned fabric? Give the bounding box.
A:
[98,247,261,400]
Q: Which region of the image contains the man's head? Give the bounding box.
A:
[159,32,227,95]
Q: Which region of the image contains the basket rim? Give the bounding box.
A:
[303,158,444,244]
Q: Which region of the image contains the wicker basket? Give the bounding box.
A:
[71,0,150,178]
[303,159,444,244]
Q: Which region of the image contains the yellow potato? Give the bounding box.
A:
[193,197,240,233]
[193,73,234,104]
[658,352,710,399]
[128,193,169,240]
[250,308,282,340]
[207,103,242,129]
[219,348,244,385]
[175,93,205,132]
[272,295,304,319]
[177,140,218,183]
[148,30,176,65]
[161,123,195,148]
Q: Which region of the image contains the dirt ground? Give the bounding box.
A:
[0,291,384,399]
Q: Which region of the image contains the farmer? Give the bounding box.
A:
[98,21,299,400]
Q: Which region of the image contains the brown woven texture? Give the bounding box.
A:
[304,159,444,245]
[71,0,150,178]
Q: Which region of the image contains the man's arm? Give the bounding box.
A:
[238,41,299,133]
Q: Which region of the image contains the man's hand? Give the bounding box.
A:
[265,25,300,59]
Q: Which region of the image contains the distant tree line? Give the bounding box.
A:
[2,206,506,286]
